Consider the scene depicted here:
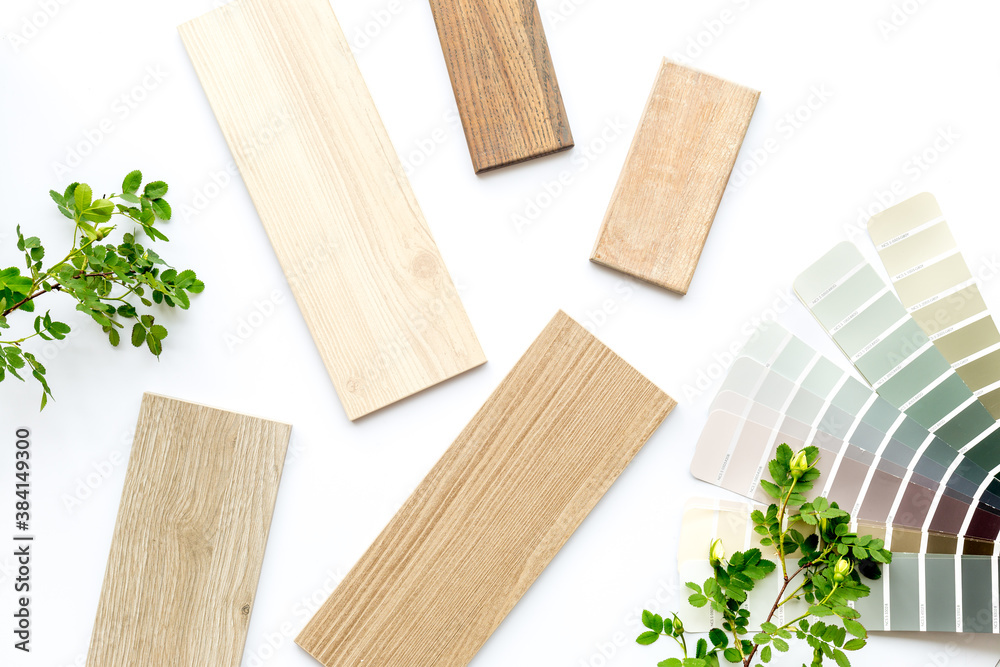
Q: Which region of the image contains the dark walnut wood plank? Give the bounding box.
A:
[428,0,574,173]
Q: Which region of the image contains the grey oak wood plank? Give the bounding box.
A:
[87,393,291,667]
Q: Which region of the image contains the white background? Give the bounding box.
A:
[2,0,999,665]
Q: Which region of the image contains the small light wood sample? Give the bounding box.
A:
[590,60,759,295]
[296,311,675,666]
[87,393,291,667]
[179,0,485,420]
[428,0,573,172]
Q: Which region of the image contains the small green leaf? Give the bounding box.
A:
[636,631,659,646]
[82,198,115,223]
[708,628,728,648]
[761,646,772,663]
[74,183,93,213]
[122,170,142,194]
[843,639,866,651]
[843,618,866,639]
[144,180,168,198]
[771,637,789,652]
[642,610,663,633]
[146,332,162,356]
[657,660,682,667]
[131,323,145,347]
[151,198,172,220]
[722,648,741,663]
[108,328,120,347]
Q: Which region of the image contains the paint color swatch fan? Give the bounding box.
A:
[687,193,1000,634]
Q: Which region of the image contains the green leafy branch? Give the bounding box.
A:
[0,171,204,408]
[636,445,892,667]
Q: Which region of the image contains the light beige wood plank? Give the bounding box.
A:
[179,0,485,420]
[296,310,675,666]
[591,60,759,295]
[428,0,574,173]
[87,393,291,667]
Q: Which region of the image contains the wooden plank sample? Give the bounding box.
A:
[179,0,485,421]
[428,0,573,173]
[590,60,759,295]
[87,393,291,667]
[296,310,675,666]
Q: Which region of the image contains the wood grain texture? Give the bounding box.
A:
[179,0,485,421]
[87,393,291,667]
[296,310,675,666]
[590,60,759,295]
[428,0,573,173]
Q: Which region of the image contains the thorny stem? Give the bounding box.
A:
[742,479,825,667]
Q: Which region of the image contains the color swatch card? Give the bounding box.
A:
[709,385,1000,538]
[693,403,1000,552]
[794,243,1000,473]
[869,193,1000,419]
[715,353,1000,518]
[678,501,1000,634]
[738,323,1000,511]
[677,499,809,630]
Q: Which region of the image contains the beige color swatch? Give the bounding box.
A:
[869,193,1000,417]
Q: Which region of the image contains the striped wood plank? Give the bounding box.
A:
[428,0,573,172]
[296,310,675,666]
[87,393,291,667]
[591,60,759,295]
[179,0,485,420]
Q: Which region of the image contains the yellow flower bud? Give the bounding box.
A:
[673,617,684,633]
[789,449,810,480]
[710,538,725,567]
[833,558,852,584]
